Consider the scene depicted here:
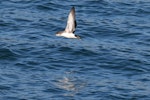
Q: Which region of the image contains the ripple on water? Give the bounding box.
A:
[0,48,18,60]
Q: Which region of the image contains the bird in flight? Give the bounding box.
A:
[56,7,80,39]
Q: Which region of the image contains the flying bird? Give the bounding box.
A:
[56,7,80,39]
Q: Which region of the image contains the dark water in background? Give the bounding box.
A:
[0,0,150,100]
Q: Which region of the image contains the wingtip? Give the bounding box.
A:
[70,7,75,14]
[72,6,75,10]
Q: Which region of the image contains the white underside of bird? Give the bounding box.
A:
[56,32,77,38]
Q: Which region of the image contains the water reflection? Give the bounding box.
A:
[54,71,86,96]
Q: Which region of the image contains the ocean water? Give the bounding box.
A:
[0,0,150,100]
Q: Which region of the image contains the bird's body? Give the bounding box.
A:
[56,7,80,39]
[56,31,76,38]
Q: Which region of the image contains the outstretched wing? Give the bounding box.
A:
[65,7,77,33]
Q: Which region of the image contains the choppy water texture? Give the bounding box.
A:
[0,0,150,100]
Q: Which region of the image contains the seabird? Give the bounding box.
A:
[56,7,80,39]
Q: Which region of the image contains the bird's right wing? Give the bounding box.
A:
[65,7,77,33]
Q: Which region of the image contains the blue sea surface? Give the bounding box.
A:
[0,0,150,100]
